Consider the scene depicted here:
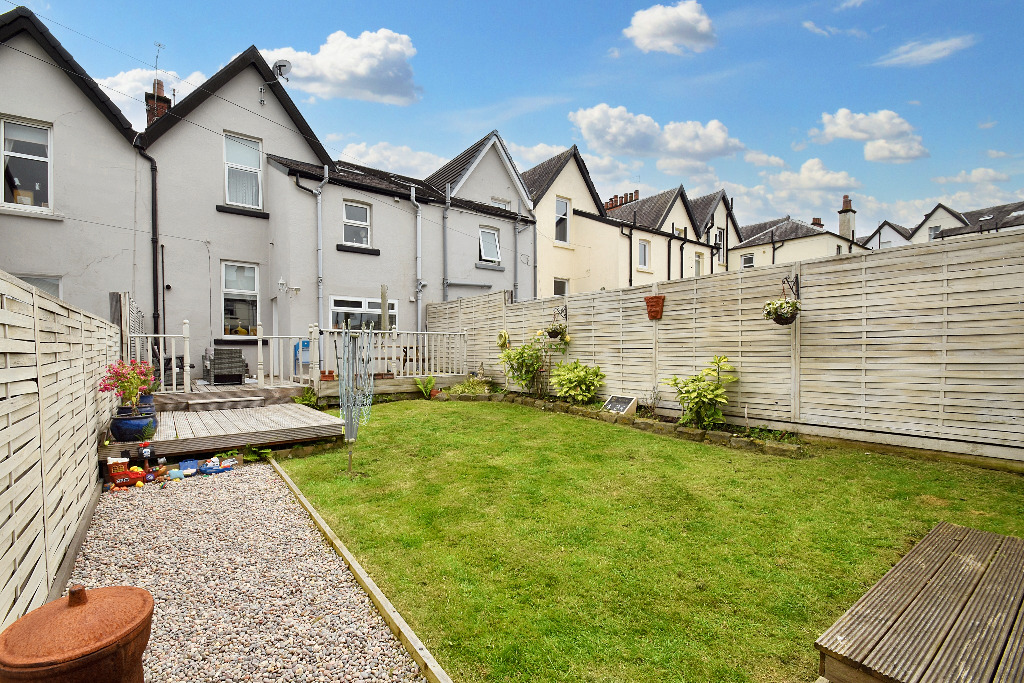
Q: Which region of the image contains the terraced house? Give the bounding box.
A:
[859,199,1024,249]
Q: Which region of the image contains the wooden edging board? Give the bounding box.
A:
[270,459,453,683]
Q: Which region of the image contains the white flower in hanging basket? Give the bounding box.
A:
[762,298,801,325]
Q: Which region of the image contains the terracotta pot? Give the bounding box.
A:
[0,585,153,683]
[430,389,440,399]
[319,371,336,381]
[645,295,665,320]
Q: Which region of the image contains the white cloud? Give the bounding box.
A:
[766,158,860,205]
[802,21,866,38]
[932,168,1010,185]
[340,141,447,178]
[837,0,867,9]
[623,1,716,55]
[507,142,569,168]
[655,158,711,176]
[874,35,975,67]
[802,21,829,36]
[863,136,929,163]
[856,186,1024,232]
[907,100,921,105]
[978,120,998,130]
[568,104,662,157]
[97,68,208,130]
[580,153,650,198]
[987,149,1008,159]
[260,28,419,105]
[811,108,929,163]
[744,150,785,167]
[569,103,745,172]
[608,47,621,59]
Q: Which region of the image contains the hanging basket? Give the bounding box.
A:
[644,295,665,320]
[770,310,799,326]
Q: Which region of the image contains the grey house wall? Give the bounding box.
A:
[0,32,151,322]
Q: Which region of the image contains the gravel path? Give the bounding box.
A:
[69,463,426,683]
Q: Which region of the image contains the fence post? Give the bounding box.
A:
[790,264,801,423]
[309,324,320,387]
[256,322,265,388]
[182,320,191,393]
[29,290,51,589]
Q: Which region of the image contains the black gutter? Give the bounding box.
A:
[134,141,160,335]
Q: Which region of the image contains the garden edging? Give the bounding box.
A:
[270,459,454,683]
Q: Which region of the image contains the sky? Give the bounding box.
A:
[11,0,1023,234]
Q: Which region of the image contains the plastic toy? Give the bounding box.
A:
[179,460,198,477]
[168,470,185,480]
[135,481,144,488]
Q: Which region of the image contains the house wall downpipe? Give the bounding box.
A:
[443,183,451,302]
[316,165,329,347]
[411,187,423,330]
[133,140,161,335]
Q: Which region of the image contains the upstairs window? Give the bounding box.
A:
[553,278,568,297]
[224,134,262,209]
[479,228,501,262]
[880,240,892,249]
[222,262,258,336]
[714,229,726,263]
[638,239,651,269]
[343,203,371,246]
[491,198,510,211]
[2,119,51,210]
[694,252,703,276]
[836,245,843,255]
[555,197,570,243]
[928,226,942,240]
[741,253,754,269]
[331,297,397,330]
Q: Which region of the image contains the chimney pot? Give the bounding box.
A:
[842,194,853,212]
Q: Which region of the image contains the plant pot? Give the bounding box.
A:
[429,389,440,399]
[771,310,799,326]
[117,405,155,416]
[547,329,561,339]
[110,415,158,443]
[139,394,155,406]
[319,371,336,382]
[645,295,665,320]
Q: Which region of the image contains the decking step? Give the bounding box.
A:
[187,396,266,411]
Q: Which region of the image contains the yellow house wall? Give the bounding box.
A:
[913,207,964,244]
[730,234,868,269]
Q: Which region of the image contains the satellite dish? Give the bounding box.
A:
[272,59,292,81]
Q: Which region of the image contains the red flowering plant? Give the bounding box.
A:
[99,359,155,415]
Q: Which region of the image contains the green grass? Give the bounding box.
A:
[281,402,1024,683]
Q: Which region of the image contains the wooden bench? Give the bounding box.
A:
[815,521,1024,683]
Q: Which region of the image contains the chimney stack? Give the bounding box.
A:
[811,217,824,229]
[837,194,856,241]
[145,79,172,127]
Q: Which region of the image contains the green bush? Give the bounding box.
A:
[293,386,323,410]
[550,360,605,404]
[498,341,546,396]
[664,356,737,429]
[414,375,436,399]
[448,376,491,395]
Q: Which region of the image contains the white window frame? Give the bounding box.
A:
[2,117,53,213]
[479,227,501,263]
[836,245,843,255]
[224,133,263,210]
[329,296,398,331]
[638,239,651,270]
[741,253,754,269]
[221,261,259,338]
[553,278,568,297]
[928,226,942,241]
[343,201,372,247]
[491,197,510,211]
[554,197,571,243]
[714,229,726,264]
[880,240,893,249]
[694,252,703,277]
[14,274,61,298]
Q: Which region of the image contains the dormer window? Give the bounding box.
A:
[224,134,262,209]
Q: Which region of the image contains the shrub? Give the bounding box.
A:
[448,376,491,395]
[293,386,323,410]
[498,341,546,395]
[414,375,436,399]
[664,356,737,429]
[762,298,800,320]
[99,359,155,414]
[550,360,605,404]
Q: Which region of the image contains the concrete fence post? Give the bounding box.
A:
[182,320,191,393]
[257,322,265,388]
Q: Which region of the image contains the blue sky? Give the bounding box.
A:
[14,0,1023,233]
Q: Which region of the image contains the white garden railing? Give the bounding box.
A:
[319,329,467,378]
[128,320,192,392]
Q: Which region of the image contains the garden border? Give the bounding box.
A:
[270,459,454,683]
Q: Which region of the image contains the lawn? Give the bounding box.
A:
[280,401,1024,683]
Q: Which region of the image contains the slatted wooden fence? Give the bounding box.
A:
[0,270,119,627]
[426,230,1024,461]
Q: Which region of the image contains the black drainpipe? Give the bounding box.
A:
[134,140,160,335]
[679,223,688,278]
[666,222,678,280]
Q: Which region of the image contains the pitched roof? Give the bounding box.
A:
[938,200,1024,238]
[424,130,494,190]
[735,217,866,250]
[519,145,606,216]
[689,190,724,233]
[268,153,532,223]
[857,220,911,246]
[139,46,333,166]
[0,7,136,144]
[738,216,789,243]
[911,202,967,236]
[607,187,677,229]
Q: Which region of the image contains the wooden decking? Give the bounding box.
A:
[816,522,1024,683]
[98,404,344,459]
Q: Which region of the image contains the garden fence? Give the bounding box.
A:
[427,230,1024,462]
[0,269,119,627]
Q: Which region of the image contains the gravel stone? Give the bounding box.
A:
[69,464,425,683]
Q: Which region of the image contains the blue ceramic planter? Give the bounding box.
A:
[110,415,158,442]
